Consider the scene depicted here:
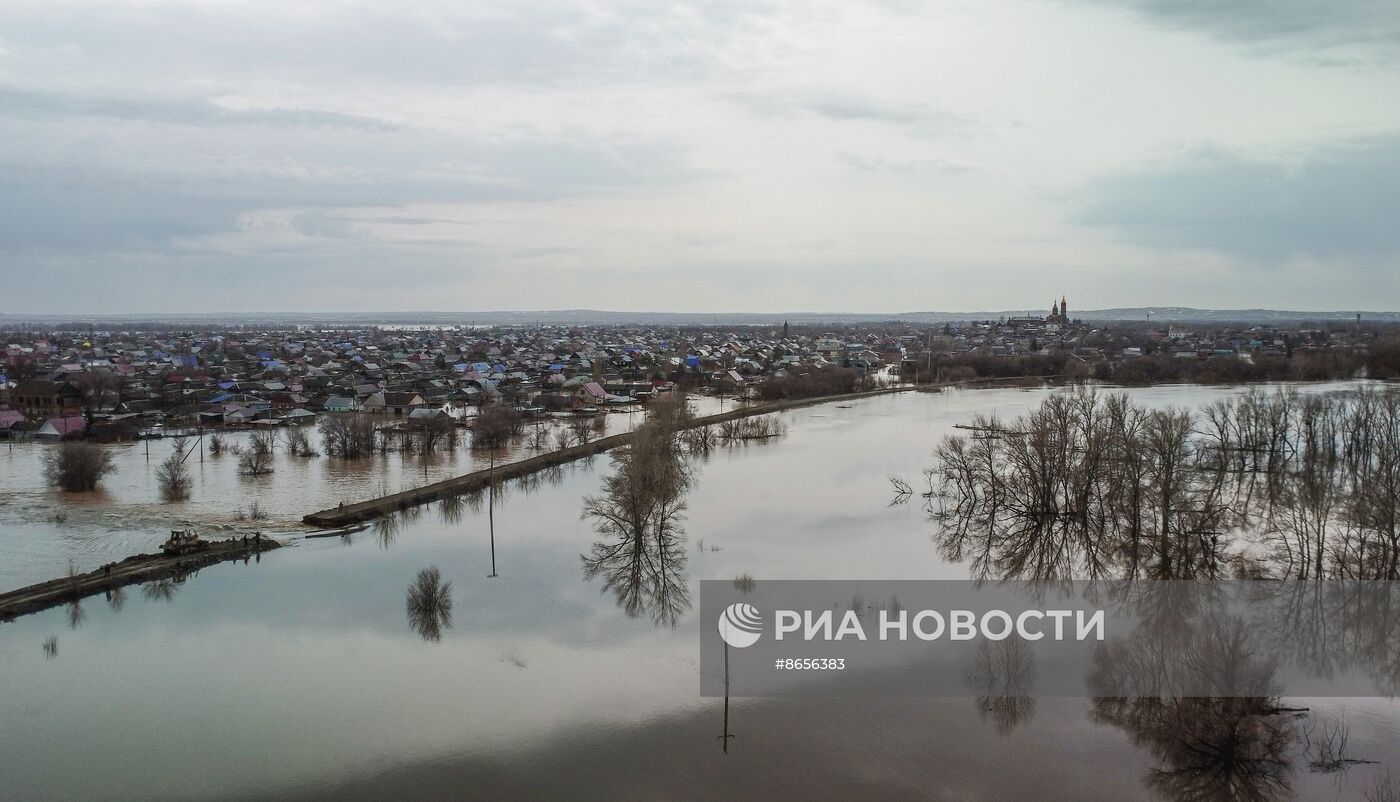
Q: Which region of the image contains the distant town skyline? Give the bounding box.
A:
[2,0,1397,313]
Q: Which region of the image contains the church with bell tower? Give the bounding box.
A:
[1047,295,1069,324]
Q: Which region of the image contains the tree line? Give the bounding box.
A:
[925,385,1400,580]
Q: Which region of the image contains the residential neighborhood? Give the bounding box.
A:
[0,322,893,441]
[2,309,1396,443]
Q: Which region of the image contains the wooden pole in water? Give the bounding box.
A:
[488,448,498,578]
[718,642,733,753]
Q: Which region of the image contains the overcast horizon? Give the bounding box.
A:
[2,1,1397,314]
[3,304,1399,321]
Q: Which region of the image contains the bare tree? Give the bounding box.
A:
[581,411,693,626]
[554,428,574,450]
[319,413,377,458]
[156,437,193,501]
[473,405,522,448]
[570,416,595,446]
[416,414,458,454]
[43,442,116,492]
[284,426,320,457]
[528,423,551,450]
[238,429,276,476]
[930,386,1400,582]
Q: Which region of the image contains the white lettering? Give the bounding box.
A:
[950,610,976,640]
[879,609,907,641]
[1016,610,1045,641]
[775,610,801,640]
[913,610,944,640]
[1076,610,1105,641]
[980,610,1013,641]
[835,610,867,641]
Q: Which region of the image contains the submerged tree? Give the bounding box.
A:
[581,408,694,626]
[156,437,193,501]
[319,413,378,458]
[473,405,522,448]
[43,442,116,492]
[238,429,276,476]
[284,426,320,458]
[415,414,458,454]
[927,386,1400,581]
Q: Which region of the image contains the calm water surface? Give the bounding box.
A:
[2,384,1397,801]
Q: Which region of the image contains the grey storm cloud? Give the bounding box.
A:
[0,97,696,253]
[0,0,1395,313]
[1080,0,1400,62]
[1078,135,1400,262]
[730,90,976,138]
[0,86,400,131]
[835,151,977,177]
[0,0,785,89]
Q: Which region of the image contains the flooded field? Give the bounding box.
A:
[3,384,1399,801]
[0,398,733,591]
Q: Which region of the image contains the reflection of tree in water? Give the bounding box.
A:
[142,578,181,603]
[42,636,58,659]
[406,566,453,643]
[1093,696,1294,802]
[923,386,1400,582]
[1090,607,1295,802]
[903,388,1400,794]
[581,400,695,627]
[438,490,470,524]
[923,390,1233,581]
[66,599,85,629]
[105,586,126,612]
[1246,581,1400,699]
[512,464,566,498]
[373,510,403,549]
[963,638,1036,735]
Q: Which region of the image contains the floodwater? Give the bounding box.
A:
[0,398,732,590]
[2,383,1398,801]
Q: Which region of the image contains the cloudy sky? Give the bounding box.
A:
[1,0,1397,314]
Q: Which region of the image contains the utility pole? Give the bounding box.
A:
[487,448,498,578]
[927,324,933,382]
[717,642,734,753]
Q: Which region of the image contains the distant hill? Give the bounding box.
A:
[1,307,1396,327]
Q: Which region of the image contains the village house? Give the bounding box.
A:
[362,390,426,416]
[11,380,84,420]
[35,415,88,440]
[0,408,27,436]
